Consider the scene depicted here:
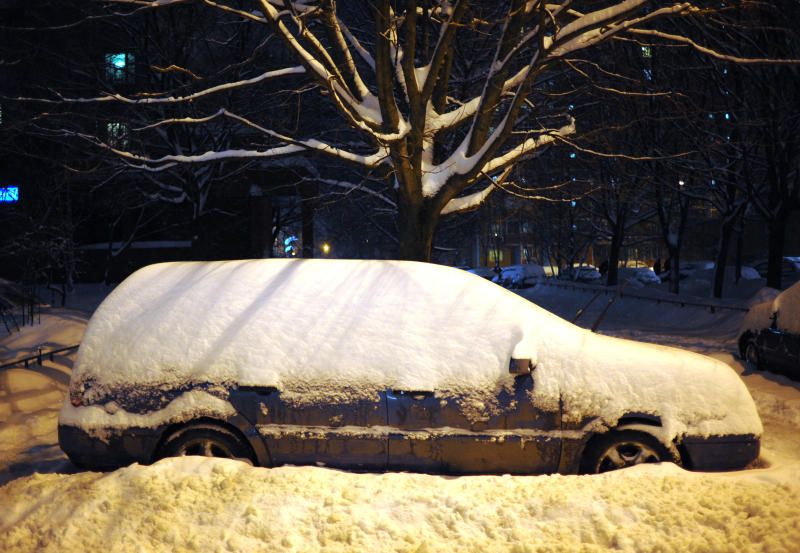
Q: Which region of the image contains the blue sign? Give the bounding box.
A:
[0,186,19,203]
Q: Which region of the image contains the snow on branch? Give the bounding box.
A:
[16,66,306,105]
[440,167,512,216]
[628,28,800,64]
[480,117,577,175]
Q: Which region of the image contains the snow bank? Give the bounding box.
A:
[66,260,760,441]
[0,310,87,483]
[2,458,799,553]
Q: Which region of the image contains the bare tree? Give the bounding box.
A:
[14,0,799,261]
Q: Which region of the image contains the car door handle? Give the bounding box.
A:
[393,390,435,400]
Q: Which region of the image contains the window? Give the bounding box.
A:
[0,186,19,203]
[105,52,135,83]
[641,46,652,58]
[488,249,504,264]
[106,122,130,148]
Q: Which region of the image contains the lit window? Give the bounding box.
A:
[643,68,654,81]
[641,46,652,58]
[569,152,576,159]
[0,185,19,203]
[105,52,135,83]
[106,122,130,148]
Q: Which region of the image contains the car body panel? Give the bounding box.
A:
[386,374,561,474]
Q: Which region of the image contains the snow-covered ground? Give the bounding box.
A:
[1,282,799,552]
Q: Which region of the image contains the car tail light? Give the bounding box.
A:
[70,393,83,407]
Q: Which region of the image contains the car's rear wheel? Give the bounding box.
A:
[745,341,762,371]
[158,424,255,464]
[581,430,672,474]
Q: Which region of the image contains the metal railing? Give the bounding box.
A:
[535,279,750,314]
[0,344,81,372]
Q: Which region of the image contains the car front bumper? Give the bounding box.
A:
[58,424,162,471]
[681,434,760,471]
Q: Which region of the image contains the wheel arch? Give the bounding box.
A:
[738,331,754,358]
[151,415,271,466]
[569,415,683,474]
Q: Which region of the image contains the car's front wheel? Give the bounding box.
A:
[158,423,255,464]
[580,430,672,474]
[745,340,762,371]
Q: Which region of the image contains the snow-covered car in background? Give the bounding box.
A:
[558,264,602,283]
[465,266,497,280]
[753,257,800,286]
[494,263,546,288]
[618,267,661,286]
[658,260,715,281]
[739,281,800,378]
[59,260,761,475]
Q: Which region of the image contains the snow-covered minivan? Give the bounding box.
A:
[59,259,761,474]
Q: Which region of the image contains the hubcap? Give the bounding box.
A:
[596,441,661,472]
[176,438,235,458]
[746,343,759,365]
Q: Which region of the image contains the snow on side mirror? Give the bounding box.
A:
[509,358,532,374]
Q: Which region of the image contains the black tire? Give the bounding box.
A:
[745,340,762,371]
[580,430,673,474]
[158,424,255,464]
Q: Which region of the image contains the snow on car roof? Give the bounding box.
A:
[742,281,800,335]
[74,259,552,401]
[70,259,761,438]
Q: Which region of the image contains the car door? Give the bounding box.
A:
[230,386,388,470]
[778,332,800,376]
[387,373,561,474]
[760,327,783,367]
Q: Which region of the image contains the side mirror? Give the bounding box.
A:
[509,358,532,374]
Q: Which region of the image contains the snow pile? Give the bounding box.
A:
[65,259,761,441]
[741,281,800,335]
[2,457,799,553]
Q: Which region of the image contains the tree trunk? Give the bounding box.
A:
[766,210,788,289]
[606,214,625,286]
[397,198,438,261]
[712,215,735,299]
[249,192,273,258]
[735,222,744,283]
[667,246,681,294]
[300,182,317,258]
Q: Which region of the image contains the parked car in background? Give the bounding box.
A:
[618,267,661,286]
[658,260,715,282]
[739,281,800,378]
[494,263,546,288]
[466,266,498,280]
[752,257,800,287]
[60,259,761,475]
[558,265,602,283]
